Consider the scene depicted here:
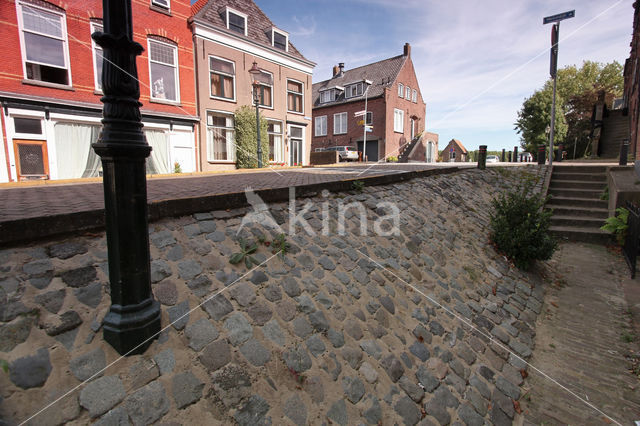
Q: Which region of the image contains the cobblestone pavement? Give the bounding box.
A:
[0,163,463,223]
[522,243,640,425]
[0,167,556,425]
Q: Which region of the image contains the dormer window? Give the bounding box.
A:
[320,90,333,103]
[224,7,247,36]
[345,82,364,98]
[271,27,288,52]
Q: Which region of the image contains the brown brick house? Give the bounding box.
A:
[190,0,315,171]
[624,1,640,160]
[311,43,428,162]
[441,139,468,162]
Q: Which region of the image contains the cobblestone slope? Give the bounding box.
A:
[0,166,548,425]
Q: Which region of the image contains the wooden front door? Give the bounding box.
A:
[13,139,49,180]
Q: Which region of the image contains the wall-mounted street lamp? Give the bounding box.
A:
[248,61,263,168]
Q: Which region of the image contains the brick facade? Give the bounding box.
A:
[624,1,640,160]
[440,139,468,162]
[0,0,197,181]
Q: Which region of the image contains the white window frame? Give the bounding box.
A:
[209,55,236,102]
[252,69,273,109]
[206,110,235,162]
[271,27,289,52]
[225,7,248,36]
[405,86,411,100]
[286,78,304,114]
[16,2,72,87]
[151,0,170,11]
[398,83,403,97]
[147,38,180,103]
[267,119,284,163]
[412,89,417,103]
[345,82,363,98]
[315,115,327,136]
[333,112,347,135]
[319,89,334,104]
[90,21,103,92]
[366,111,373,125]
[394,108,404,133]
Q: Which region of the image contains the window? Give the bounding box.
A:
[405,86,411,100]
[271,28,288,51]
[90,22,103,91]
[334,112,347,134]
[345,82,363,98]
[394,109,404,133]
[252,70,273,108]
[206,111,235,161]
[268,120,284,162]
[151,0,170,10]
[287,79,303,113]
[225,8,247,36]
[366,111,373,125]
[412,89,417,103]
[315,116,327,136]
[14,117,42,134]
[209,56,235,100]
[18,3,70,85]
[320,89,334,104]
[398,83,403,97]
[148,39,179,102]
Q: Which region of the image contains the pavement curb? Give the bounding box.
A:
[0,166,462,247]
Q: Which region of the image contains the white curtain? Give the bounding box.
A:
[145,129,169,174]
[54,123,100,179]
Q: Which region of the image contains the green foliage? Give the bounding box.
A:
[352,180,365,192]
[234,105,269,169]
[621,331,634,343]
[386,156,398,162]
[515,60,623,157]
[489,183,557,270]
[272,233,290,259]
[229,238,259,268]
[600,185,609,201]
[600,207,629,245]
[173,162,182,174]
[0,359,8,374]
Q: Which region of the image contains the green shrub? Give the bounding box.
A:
[600,207,629,245]
[489,183,557,270]
[600,185,609,200]
[387,156,398,162]
[173,162,182,174]
[234,105,269,169]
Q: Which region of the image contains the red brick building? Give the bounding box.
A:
[624,0,640,160]
[311,43,430,162]
[440,139,468,162]
[0,0,197,182]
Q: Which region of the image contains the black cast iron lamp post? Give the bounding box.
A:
[248,61,263,168]
[92,0,161,355]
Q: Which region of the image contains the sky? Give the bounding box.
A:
[256,0,634,152]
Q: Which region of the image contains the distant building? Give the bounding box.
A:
[0,0,198,182]
[190,0,315,170]
[311,43,427,162]
[422,132,439,163]
[441,139,468,162]
[624,0,640,160]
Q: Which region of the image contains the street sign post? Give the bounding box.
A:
[543,10,574,166]
[354,110,366,117]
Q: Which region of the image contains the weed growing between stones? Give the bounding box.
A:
[229,238,260,269]
[0,359,8,373]
[489,181,557,270]
[351,180,365,192]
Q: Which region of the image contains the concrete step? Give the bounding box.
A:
[550,215,606,228]
[548,188,604,199]
[549,226,613,244]
[549,180,607,190]
[551,172,607,182]
[547,196,608,209]
[552,166,608,174]
[545,205,609,219]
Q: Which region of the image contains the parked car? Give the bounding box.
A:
[486,155,500,163]
[325,146,360,161]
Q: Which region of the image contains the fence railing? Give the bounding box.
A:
[623,201,640,278]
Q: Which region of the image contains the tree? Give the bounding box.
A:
[515,60,623,157]
[234,105,269,169]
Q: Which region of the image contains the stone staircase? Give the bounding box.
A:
[546,165,612,244]
[398,137,420,163]
[599,109,629,158]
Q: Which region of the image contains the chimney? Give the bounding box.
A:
[403,42,411,57]
[338,62,345,77]
[332,65,339,77]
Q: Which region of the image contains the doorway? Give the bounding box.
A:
[288,125,303,166]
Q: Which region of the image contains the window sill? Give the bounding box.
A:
[22,79,74,91]
[149,98,181,106]
[94,90,103,96]
[207,160,235,164]
[149,4,171,16]
[333,132,347,136]
[287,110,304,116]
[210,96,237,103]
[394,130,404,134]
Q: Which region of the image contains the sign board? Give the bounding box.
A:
[354,110,366,117]
[543,10,574,24]
[365,126,373,133]
[550,24,558,77]
[357,119,365,126]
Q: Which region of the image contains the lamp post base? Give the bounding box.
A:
[103,298,161,355]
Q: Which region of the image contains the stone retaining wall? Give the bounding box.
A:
[0,166,546,425]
